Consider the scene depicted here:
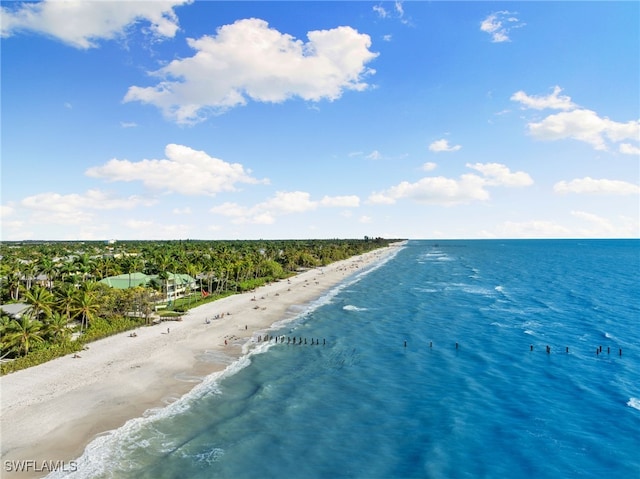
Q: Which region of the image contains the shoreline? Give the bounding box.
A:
[0,244,402,479]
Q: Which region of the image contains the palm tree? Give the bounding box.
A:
[37,256,58,290]
[4,314,46,356]
[73,253,94,283]
[185,261,201,305]
[0,312,11,331]
[157,271,170,302]
[80,280,103,295]
[3,259,23,301]
[0,313,14,359]
[44,311,71,344]
[22,260,39,293]
[201,256,216,296]
[55,283,77,320]
[120,255,137,288]
[278,246,299,273]
[94,256,121,280]
[147,251,175,301]
[71,289,100,332]
[171,249,188,275]
[23,285,55,320]
[131,287,155,325]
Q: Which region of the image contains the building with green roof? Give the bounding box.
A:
[163,273,198,302]
[99,272,152,289]
[99,272,198,302]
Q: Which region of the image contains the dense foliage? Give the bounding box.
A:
[0,238,397,374]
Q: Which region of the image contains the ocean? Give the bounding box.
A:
[51,240,640,479]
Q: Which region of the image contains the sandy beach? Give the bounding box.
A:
[0,245,399,478]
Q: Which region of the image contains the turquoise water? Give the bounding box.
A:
[53,240,640,479]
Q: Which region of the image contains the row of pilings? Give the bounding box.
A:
[399,340,624,356]
[257,334,326,346]
[255,335,626,357]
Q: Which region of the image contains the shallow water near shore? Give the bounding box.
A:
[51,240,640,479]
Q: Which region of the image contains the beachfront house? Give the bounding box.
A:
[99,272,152,289]
[99,272,198,303]
[163,273,198,303]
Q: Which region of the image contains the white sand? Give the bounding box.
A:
[0,245,399,478]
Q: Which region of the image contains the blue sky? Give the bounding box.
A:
[1,1,638,240]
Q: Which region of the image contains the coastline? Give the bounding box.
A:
[0,244,401,479]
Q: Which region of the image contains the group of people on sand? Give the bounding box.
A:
[205,312,231,324]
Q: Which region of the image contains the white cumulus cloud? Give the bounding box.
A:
[1,204,15,218]
[373,1,408,24]
[429,139,462,153]
[368,163,532,206]
[496,220,571,238]
[571,210,616,234]
[512,86,640,152]
[19,189,154,225]
[373,5,389,19]
[480,11,525,43]
[124,18,378,124]
[619,143,640,155]
[369,174,489,206]
[554,177,640,195]
[257,191,318,215]
[211,190,360,224]
[172,207,192,215]
[0,0,190,49]
[320,195,360,208]
[528,109,640,151]
[511,86,576,111]
[86,143,268,196]
[466,162,533,187]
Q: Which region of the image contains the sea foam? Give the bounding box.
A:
[343,305,367,312]
[627,398,640,411]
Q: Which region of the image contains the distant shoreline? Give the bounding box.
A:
[0,243,403,479]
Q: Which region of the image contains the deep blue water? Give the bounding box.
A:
[54,240,640,479]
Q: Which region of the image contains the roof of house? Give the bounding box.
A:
[165,273,197,285]
[0,303,31,318]
[99,272,152,289]
[98,272,196,289]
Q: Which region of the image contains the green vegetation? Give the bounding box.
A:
[1,238,399,374]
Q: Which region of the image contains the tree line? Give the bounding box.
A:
[0,238,396,370]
